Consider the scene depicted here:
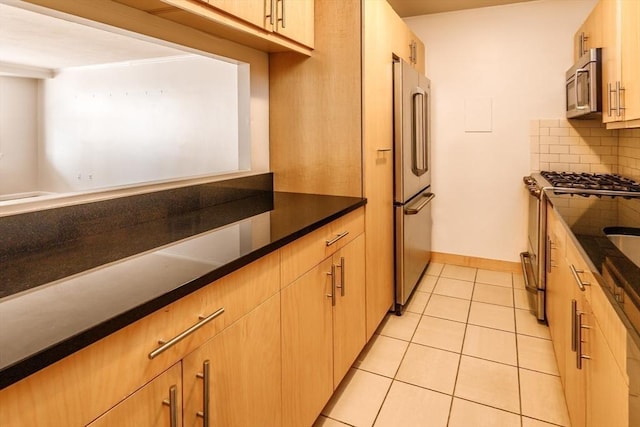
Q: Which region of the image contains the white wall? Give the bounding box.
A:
[405,0,597,262]
[39,55,245,193]
[0,77,38,195]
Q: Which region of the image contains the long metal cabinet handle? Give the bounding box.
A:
[617,81,625,117]
[574,68,588,110]
[571,299,577,352]
[580,32,588,56]
[278,0,286,28]
[149,308,225,359]
[338,257,345,296]
[608,82,614,117]
[326,231,349,246]
[327,265,336,306]
[569,264,590,291]
[576,312,591,369]
[266,0,275,26]
[196,360,211,426]
[546,237,552,273]
[412,91,427,175]
[405,193,435,215]
[162,385,178,427]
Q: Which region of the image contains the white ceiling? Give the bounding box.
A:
[0,3,184,73]
[386,0,537,17]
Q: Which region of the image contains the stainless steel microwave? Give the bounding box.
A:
[566,48,602,119]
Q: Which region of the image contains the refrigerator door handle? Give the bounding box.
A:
[404,192,435,215]
[412,89,427,176]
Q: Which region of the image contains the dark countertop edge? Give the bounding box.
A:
[0,197,367,390]
[545,195,640,350]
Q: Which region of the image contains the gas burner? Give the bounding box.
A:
[540,171,640,194]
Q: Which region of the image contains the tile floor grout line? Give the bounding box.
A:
[445,278,474,427]
[316,263,566,427]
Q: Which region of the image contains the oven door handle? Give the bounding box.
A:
[404,192,435,215]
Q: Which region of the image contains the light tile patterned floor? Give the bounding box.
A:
[314,263,571,427]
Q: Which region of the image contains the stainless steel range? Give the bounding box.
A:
[521,171,640,322]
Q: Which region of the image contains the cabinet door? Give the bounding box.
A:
[620,0,640,123]
[546,204,569,382]
[586,316,629,427]
[602,0,622,124]
[281,258,334,427]
[205,0,268,28]
[602,0,640,125]
[332,233,366,385]
[88,363,183,427]
[183,294,281,427]
[274,0,314,48]
[574,1,603,61]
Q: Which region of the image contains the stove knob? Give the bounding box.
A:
[523,176,535,185]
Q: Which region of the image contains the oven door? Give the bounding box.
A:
[521,186,546,322]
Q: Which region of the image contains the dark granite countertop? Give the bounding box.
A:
[0,177,366,389]
[544,191,640,335]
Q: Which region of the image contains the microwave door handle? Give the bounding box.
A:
[574,68,588,110]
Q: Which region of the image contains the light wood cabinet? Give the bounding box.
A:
[601,0,640,128]
[182,294,282,427]
[281,257,334,427]
[0,252,280,427]
[88,364,183,427]
[203,0,314,48]
[546,202,631,427]
[271,0,427,341]
[281,233,366,427]
[332,233,366,384]
[574,0,603,61]
[271,0,314,48]
[586,312,630,427]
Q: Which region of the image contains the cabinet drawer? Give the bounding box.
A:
[281,208,364,287]
[0,251,280,427]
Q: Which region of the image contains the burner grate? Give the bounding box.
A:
[540,171,640,194]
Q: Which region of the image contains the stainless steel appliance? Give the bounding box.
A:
[566,48,602,119]
[521,171,640,322]
[393,57,434,313]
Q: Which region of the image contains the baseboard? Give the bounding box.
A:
[431,252,521,274]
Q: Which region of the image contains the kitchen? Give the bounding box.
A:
[0,0,639,426]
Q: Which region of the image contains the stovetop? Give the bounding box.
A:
[540,171,640,193]
[526,171,640,198]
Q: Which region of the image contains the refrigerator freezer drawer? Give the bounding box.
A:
[395,192,434,310]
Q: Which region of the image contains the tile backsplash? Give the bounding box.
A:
[530,119,640,181]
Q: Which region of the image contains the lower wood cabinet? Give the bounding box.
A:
[183,294,282,427]
[88,363,184,427]
[0,212,368,427]
[281,233,366,427]
[546,202,630,427]
[88,295,281,427]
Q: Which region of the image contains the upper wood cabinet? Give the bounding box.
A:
[202,0,314,48]
[574,1,603,61]
[601,0,640,127]
[406,30,426,74]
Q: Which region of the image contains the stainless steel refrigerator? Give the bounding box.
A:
[393,57,434,314]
